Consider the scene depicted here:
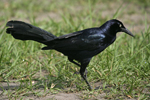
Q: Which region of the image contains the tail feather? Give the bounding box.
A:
[6,20,56,44]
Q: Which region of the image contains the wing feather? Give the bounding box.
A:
[47,28,106,51]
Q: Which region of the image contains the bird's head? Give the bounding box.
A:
[104,19,134,37]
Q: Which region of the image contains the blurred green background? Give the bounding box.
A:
[0,0,150,99]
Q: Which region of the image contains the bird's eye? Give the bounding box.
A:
[119,24,122,28]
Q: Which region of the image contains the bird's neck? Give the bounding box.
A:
[100,26,117,38]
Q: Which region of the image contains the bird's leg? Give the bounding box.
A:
[68,58,88,77]
[80,59,92,90]
[68,57,81,67]
[80,64,92,90]
[68,57,81,74]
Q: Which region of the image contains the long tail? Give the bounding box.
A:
[6,20,57,44]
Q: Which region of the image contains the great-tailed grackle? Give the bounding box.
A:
[6,19,134,90]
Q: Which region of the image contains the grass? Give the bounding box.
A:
[0,0,150,99]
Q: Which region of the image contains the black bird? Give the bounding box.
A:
[6,19,134,90]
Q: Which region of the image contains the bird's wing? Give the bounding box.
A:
[45,28,106,51]
[57,31,83,39]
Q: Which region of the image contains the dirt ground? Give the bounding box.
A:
[0,1,150,100]
[0,81,141,100]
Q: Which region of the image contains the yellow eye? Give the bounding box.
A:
[119,24,122,27]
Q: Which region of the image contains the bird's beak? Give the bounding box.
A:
[121,28,134,37]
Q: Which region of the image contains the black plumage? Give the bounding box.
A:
[6,19,134,90]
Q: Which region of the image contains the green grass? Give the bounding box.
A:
[0,0,150,99]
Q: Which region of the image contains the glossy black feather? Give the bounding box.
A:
[6,19,134,90]
[6,20,56,44]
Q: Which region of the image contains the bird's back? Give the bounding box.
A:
[43,27,116,62]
